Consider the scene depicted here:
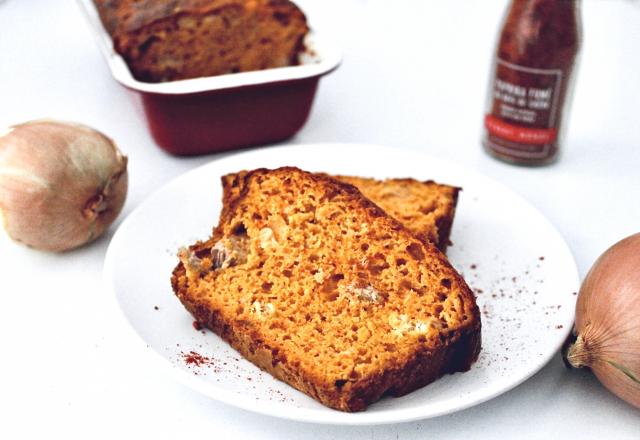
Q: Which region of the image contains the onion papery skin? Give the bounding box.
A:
[566,233,640,409]
[0,120,128,252]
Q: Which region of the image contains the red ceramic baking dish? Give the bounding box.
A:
[77,0,341,156]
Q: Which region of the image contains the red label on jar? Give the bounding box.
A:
[484,59,564,160]
[485,115,557,145]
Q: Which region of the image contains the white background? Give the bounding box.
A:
[1,0,639,438]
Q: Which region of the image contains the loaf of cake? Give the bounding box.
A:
[94,0,310,82]
[224,172,460,252]
[171,167,481,411]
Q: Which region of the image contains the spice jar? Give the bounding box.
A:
[483,0,581,165]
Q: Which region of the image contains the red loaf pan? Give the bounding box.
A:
[78,0,341,156]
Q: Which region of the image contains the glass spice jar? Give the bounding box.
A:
[483,0,581,165]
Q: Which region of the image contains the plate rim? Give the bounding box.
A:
[103,142,580,425]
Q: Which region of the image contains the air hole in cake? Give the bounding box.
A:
[434,305,444,314]
[419,201,438,215]
[270,348,280,364]
[273,11,291,26]
[406,242,425,261]
[334,379,347,389]
[367,253,390,275]
[360,243,370,251]
[396,258,407,266]
[137,35,160,56]
[321,290,339,302]
[438,293,448,302]
[320,273,344,301]
[261,282,272,292]
[232,222,247,236]
[441,278,452,289]
[399,279,413,293]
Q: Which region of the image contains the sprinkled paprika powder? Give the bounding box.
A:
[483,0,581,165]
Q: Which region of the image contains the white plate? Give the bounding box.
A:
[104,143,579,425]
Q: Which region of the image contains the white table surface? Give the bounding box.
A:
[1,0,639,438]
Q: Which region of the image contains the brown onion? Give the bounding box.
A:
[0,120,128,252]
[564,233,640,408]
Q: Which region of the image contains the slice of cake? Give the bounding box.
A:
[333,176,459,252]
[94,0,309,82]
[223,172,460,252]
[172,167,480,411]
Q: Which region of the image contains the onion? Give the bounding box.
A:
[564,233,640,408]
[0,119,128,252]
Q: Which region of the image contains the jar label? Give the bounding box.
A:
[484,59,563,160]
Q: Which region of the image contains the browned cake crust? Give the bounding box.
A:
[94,0,309,82]
[171,168,481,411]
[223,173,460,252]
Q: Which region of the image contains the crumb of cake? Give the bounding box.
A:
[259,227,278,249]
[251,301,275,318]
[345,284,382,303]
[211,235,249,269]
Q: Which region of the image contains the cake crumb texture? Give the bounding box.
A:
[172,167,480,411]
